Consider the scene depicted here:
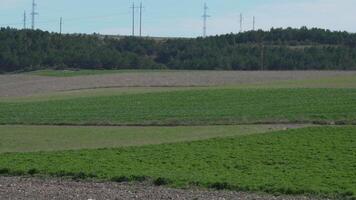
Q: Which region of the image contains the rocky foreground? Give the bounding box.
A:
[0,176,326,200]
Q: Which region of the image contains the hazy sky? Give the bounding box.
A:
[0,0,355,37]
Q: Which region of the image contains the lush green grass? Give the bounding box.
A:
[0,124,297,153]
[0,87,193,103]
[0,88,355,125]
[0,126,354,199]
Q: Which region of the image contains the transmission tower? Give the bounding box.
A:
[60,17,63,34]
[202,3,210,37]
[139,2,143,37]
[23,11,26,29]
[239,13,243,32]
[31,0,38,29]
[253,16,255,31]
[130,2,138,36]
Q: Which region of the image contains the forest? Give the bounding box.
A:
[1,26,356,72]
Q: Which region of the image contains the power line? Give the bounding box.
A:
[202,2,210,37]
[31,0,38,29]
[0,12,129,29]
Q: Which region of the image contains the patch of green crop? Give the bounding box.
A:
[0,87,194,103]
[0,126,355,199]
[0,88,355,126]
[0,124,299,153]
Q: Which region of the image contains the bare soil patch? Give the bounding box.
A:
[0,176,323,200]
[1,71,355,97]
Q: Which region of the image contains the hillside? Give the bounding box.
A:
[1,27,356,72]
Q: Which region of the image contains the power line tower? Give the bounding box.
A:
[130,2,138,36]
[23,11,27,29]
[239,13,243,33]
[60,17,63,35]
[139,2,143,37]
[253,16,255,31]
[202,3,210,37]
[31,0,38,29]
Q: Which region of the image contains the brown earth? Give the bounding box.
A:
[0,177,325,200]
[1,71,355,97]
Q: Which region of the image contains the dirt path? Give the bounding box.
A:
[0,177,324,200]
[1,71,355,97]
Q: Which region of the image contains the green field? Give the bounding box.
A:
[0,124,296,153]
[0,126,355,199]
[1,88,355,126]
[0,87,193,103]
[1,71,356,199]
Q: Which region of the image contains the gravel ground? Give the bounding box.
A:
[1,71,355,97]
[0,177,325,200]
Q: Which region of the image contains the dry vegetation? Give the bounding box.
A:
[1,70,355,97]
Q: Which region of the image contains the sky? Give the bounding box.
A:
[0,0,355,37]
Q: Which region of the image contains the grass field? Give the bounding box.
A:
[0,124,299,153]
[2,70,356,99]
[0,87,193,103]
[0,126,354,199]
[0,88,355,126]
[1,74,356,103]
[0,70,355,199]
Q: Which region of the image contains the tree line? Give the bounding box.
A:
[1,26,356,72]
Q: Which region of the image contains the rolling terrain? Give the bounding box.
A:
[1,70,356,98]
[0,70,355,200]
[1,127,355,199]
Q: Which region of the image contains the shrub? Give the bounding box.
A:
[27,168,38,176]
[209,182,232,190]
[153,177,171,186]
[111,176,130,182]
[0,168,10,174]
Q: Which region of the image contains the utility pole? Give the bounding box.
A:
[31,0,38,29]
[131,2,135,36]
[23,11,26,29]
[239,13,243,33]
[253,16,255,31]
[59,17,63,35]
[139,2,143,37]
[202,3,210,37]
